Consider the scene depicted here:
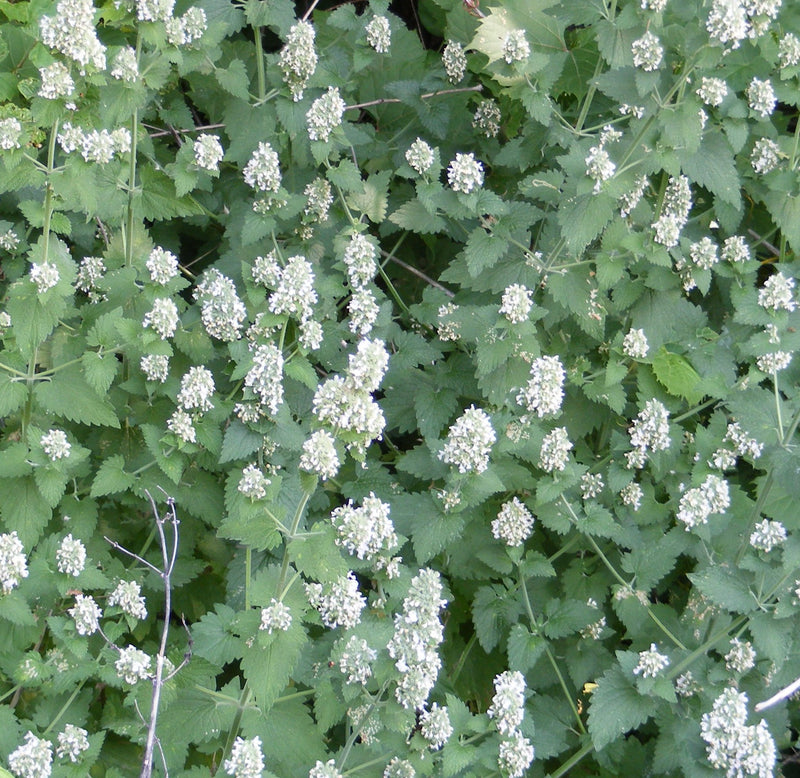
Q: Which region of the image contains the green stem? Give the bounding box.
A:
[43,683,84,735]
[244,547,252,612]
[519,567,586,735]
[450,632,477,684]
[550,741,594,778]
[253,27,266,102]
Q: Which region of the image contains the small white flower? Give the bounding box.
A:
[56,534,86,576]
[439,405,496,473]
[140,354,169,383]
[365,15,391,53]
[299,430,340,480]
[538,427,572,472]
[223,736,264,778]
[746,78,777,118]
[633,643,670,677]
[68,593,101,635]
[143,297,180,339]
[38,61,74,99]
[177,366,215,413]
[243,141,281,193]
[279,20,317,101]
[56,724,89,763]
[337,634,377,685]
[259,599,292,633]
[500,284,533,324]
[0,117,22,150]
[306,87,346,142]
[110,46,138,81]
[696,76,728,106]
[622,328,649,359]
[750,519,787,552]
[405,138,435,175]
[0,531,28,593]
[631,31,663,71]
[516,355,565,417]
[758,272,796,312]
[502,29,530,64]
[8,732,53,778]
[30,261,60,294]
[193,134,224,172]
[725,638,756,673]
[115,645,151,684]
[420,703,452,750]
[146,246,179,285]
[585,145,615,192]
[41,429,71,461]
[108,579,147,620]
[442,40,467,83]
[779,32,800,68]
[751,137,781,174]
[447,152,484,194]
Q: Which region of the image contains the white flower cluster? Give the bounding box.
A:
[238,463,271,500]
[690,236,719,270]
[164,7,207,47]
[447,152,484,193]
[30,261,59,294]
[224,736,265,778]
[488,671,535,777]
[779,32,800,68]
[56,534,86,576]
[348,288,380,336]
[442,40,467,83]
[8,732,53,778]
[581,472,604,499]
[633,643,670,677]
[473,99,502,138]
[746,77,776,118]
[140,353,169,383]
[38,62,74,100]
[337,634,377,685]
[193,134,224,172]
[306,572,366,629]
[696,76,728,106]
[502,29,530,63]
[76,256,106,299]
[516,355,565,417]
[303,177,333,222]
[539,426,572,472]
[331,492,398,567]
[750,519,787,552]
[751,138,781,174]
[243,141,281,193]
[366,15,391,53]
[268,255,318,323]
[585,144,616,193]
[758,272,796,312]
[259,598,292,633]
[307,87,346,142]
[312,339,388,455]
[143,297,179,340]
[69,593,101,635]
[420,703,452,750]
[299,429,340,480]
[41,429,71,461]
[56,724,90,763]
[0,117,22,150]
[177,366,215,413]
[756,351,792,372]
[722,235,751,263]
[725,638,756,673]
[627,399,670,468]
[384,757,416,778]
[388,568,447,709]
[146,246,178,285]
[700,688,776,778]
[40,0,106,71]
[499,284,533,324]
[406,138,435,175]
[631,30,663,72]
[115,645,151,684]
[622,328,649,358]
[492,497,535,547]
[652,175,692,247]
[279,21,318,101]
[343,231,378,289]
[676,474,730,530]
[705,0,749,49]
[244,343,284,416]
[110,46,138,81]
[0,531,28,593]
[57,122,131,163]
[438,405,496,474]
[309,759,343,778]
[620,481,643,511]
[108,579,147,619]
[194,269,247,342]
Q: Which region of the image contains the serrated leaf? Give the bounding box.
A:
[326,159,362,192]
[82,350,119,395]
[137,167,204,221]
[91,454,135,497]
[651,347,703,403]
[0,477,51,547]
[141,423,185,483]
[688,565,757,613]
[413,381,458,440]
[388,199,446,234]
[679,131,740,208]
[588,664,656,750]
[243,0,295,34]
[284,356,317,389]
[216,59,250,99]
[507,623,546,672]
[410,510,465,564]
[558,193,614,253]
[464,227,509,277]
[7,281,65,362]
[0,373,28,415]
[34,466,68,507]
[241,620,306,712]
[0,443,32,478]
[219,420,264,464]
[34,366,120,427]
[347,170,390,223]
[472,585,507,652]
[192,604,241,665]
[0,591,36,626]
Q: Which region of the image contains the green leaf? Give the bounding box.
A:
[82,350,119,395]
[464,227,509,277]
[0,591,36,626]
[388,199,446,234]
[0,477,52,547]
[472,585,508,652]
[347,170,390,223]
[651,347,704,403]
[219,420,265,464]
[216,59,250,100]
[192,604,241,665]
[0,443,32,478]
[7,281,65,362]
[141,423,185,483]
[91,454,135,497]
[241,620,307,712]
[0,372,28,415]
[763,189,800,255]
[137,167,204,221]
[688,566,757,613]
[34,366,120,427]
[34,466,68,507]
[588,663,657,750]
[243,0,295,34]
[679,131,740,208]
[413,380,459,440]
[558,193,614,253]
[507,623,546,672]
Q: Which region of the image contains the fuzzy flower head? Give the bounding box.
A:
[305,572,366,630]
[420,703,452,750]
[696,76,728,106]
[30,261,59,294]
[8,732,53,778]
[751,138,781,174]
[41,429,71,461]
[268,255,317,322]
[115,645,151,684]
[0,531,28,593]
[500,284,533,324]
[498,731,535,778]
[56,724,89,763]
[442,40,467,83]
[366,15,391,53]
[243,141,281,193]
[146,246,179,285]
[539,426,572,472]
[491,500,534,546]
[38,61,74,99]
[69,593,101,635]
[299,430,340,480]
[438,405,496,473]
[108,579,147,620]
[307,87,346,142]
[706,0,749,49]
[406,138,435,175]
[725,638,756,673]
[473,99,502,138]
[56,534,86,577]
[39,0,106,71]
[633,643,670,677]
[447,152,484,193]
[502,29,530,63]
[331,492,397,563]
[279,20,317,101]
[488,670,527,735]
[309,760,343,778]
[223,736,265,778]
[244,343,284,416]
[0,117,22,150]
[758,272,796,312]
[193,134,224,172]
[622,328,649,359]
[750,519,787,552]
[337,634,377,685]
[746,77,777,118]
[676,474,730,530]
[631,31,663,71]
[627,399,670,467]
[143,297,179,339]
[342,232,378,290]
[516,355,565,417]
[585,145,615,192]
[110,46,138,81]
[177,366,215,413]
[140,354,169,383]
[259,599,292,633]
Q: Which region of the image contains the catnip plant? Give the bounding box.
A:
[0,0,798,775]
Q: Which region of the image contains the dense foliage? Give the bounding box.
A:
[0,0,799,775]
